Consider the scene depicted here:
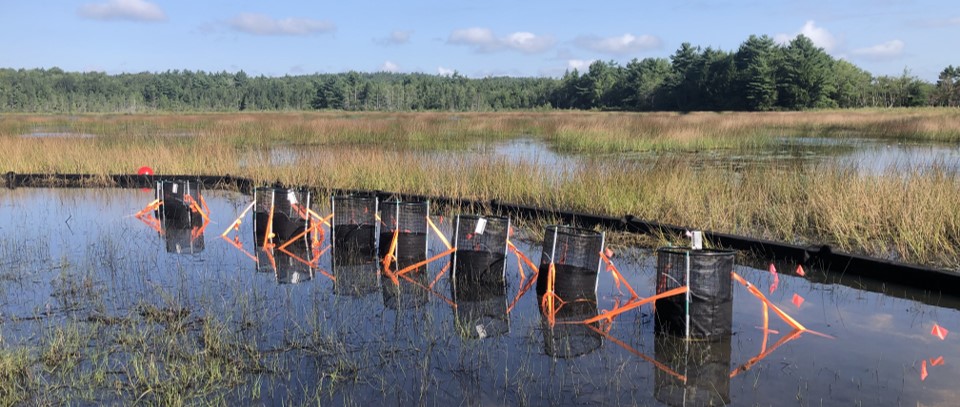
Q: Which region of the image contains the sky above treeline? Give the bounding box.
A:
[1,0,957,81]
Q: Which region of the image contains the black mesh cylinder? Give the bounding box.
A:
[451,215,509,284]
[332,194,378,262]
[156,180,201,225]
[654,333,732,406]
[540,296,602,358]
[332,258,380,297]
[253,187,311,247]
[655,248,734,339]
[452,279,509,339]
[378,200,429,263]
[536,226,603,299]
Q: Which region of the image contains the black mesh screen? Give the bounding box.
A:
[655,248,734,339]
[451,215,509,284]
[536,226,603,298]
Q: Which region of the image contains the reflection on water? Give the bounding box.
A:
[2,188,960,405]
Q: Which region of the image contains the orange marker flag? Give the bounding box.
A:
[930,356,945,366]
[931,324,949,340]
[921,360,929,381]
[795,265,806,277]
[792,293,805,308]
[768,263,779,294]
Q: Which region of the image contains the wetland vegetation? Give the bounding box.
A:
[3,109,960,269]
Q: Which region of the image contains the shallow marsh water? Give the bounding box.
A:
[1,188,959,405]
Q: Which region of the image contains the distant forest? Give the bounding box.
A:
[2,35,959,113]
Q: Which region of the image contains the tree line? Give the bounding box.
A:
[1,34,958,113]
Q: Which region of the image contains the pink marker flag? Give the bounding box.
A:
[795,265,806,277]
[931,324,949,340]
[921,360,929,381]
[792,293,805,308]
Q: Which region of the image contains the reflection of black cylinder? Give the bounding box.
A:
[451,278,509,339]
[540,294,602,358]
[381,258,429,310]
[253,187,311,247]
[536,226,603,298]
[451,215,509,284]
[274,245,314,284]
[654,334,732,407]
[332,253,380,297]
[332,194,378,262]
[156,180,205,254]
[655,248,734,339]
[378,200,428,263]
[163,222,205,254]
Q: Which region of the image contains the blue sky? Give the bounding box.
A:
[1,0,958,81]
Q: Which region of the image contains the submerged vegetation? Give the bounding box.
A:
[3,109,960,269]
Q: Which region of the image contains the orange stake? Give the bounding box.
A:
[732,272,806,331]
[579,286,689,325]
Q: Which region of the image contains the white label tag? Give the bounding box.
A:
[288,191,297,204]
[474,218,487,235]
[172,183,178,194]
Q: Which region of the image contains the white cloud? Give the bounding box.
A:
[437,66,455,76]
[375,30,412,46]
[229,13,335,36]
[852,39,905,59]
[502,32,554,54]
[448,27,554,54]
[567,59,595,72]
[380,61,400,73]
[574,33,662,55]
[78,0,166,22]
[775,20,839,52]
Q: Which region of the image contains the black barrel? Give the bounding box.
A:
[332,194,378,262]
[253,187,311,247]
[536,225,604,299]
[156,180,201,225]
[655,248,734,339]
[450,215,509,284]
[378,199,429,264]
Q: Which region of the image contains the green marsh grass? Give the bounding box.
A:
[3,110,960,268]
